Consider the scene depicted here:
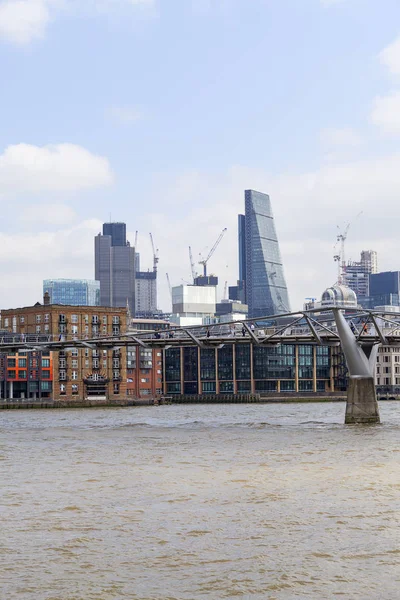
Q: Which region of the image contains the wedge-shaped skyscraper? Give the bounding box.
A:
[239,189,290,318]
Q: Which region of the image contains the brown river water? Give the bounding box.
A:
[1,402,400,600]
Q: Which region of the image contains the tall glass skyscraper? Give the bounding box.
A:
[43,279,100,306]
[240,190,290,318]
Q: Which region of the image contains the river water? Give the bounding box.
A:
[1,402,400,600]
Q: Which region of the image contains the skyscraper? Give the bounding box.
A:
[240,189,290,318]
[94,223,135,314]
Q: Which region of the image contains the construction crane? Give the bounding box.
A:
[134,230,138,248]
[189,246,197,282]
[333,212,363,285]
[149,233,159,273]
[166,273,172,301]
[198,227,227,277]
[223,280,228,300]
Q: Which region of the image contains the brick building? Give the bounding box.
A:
[1,302,128,401]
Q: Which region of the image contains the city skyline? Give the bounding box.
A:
[2,1,400,311]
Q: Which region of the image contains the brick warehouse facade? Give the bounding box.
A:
[1,303,129,401]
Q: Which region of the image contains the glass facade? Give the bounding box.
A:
[164,343,331,395]
[43,279,100,306]
[243,190,290,318]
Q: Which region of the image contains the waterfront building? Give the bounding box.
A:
[171,284,217,326]
[94,222,136,314]
[1,302,128,401]
[0,342,53,400]
[344,250,377,304]
[163,343,332,395]
[43,279,100,306]
[239,190,290,318]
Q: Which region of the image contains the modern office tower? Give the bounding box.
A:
[344,250,378,304]
[240,189,290,318]
[368,271,400,308]
[43,279,100,306]
[94,223,135,314]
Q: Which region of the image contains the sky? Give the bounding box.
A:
[1,0,400,312]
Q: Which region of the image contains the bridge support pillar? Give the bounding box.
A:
[332,308,381,425]
[345,376,380,424]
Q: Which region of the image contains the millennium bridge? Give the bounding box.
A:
[1,307,400,424]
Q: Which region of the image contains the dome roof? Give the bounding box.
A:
[321,285,358,308]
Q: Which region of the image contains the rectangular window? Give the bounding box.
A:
[18,358,26,368]
[20,316,25,324]
[7,370,16,379]
[72,371,78,380]
[44,324,49,333]
[42,371,50,379]
[103,316,107,325]
[103,360,107,368]
[71,314,78,323]
[72,384,79,395]
[102,325,107,334]
[72,359,78,368]
[42,358,50,368]
[59,370,67,380]
[36,326,41,333]
[71,325,78,335]
[7,358,16,367]
[112,316,120,324]
[36,315,41,323]
[44,314,49,323]
[18,370,27,379]
[85,359,89,368]
[60,384,66,394]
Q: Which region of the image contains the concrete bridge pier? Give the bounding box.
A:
[345,376,380,424]
[333,309,380,425]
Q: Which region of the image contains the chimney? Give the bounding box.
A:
[43,291,50,306]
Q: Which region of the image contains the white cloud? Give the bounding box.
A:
[0,218,102,309]
[21,203,77,225]
[0,0,52,44]
[379,36,400,77]
[370,91,400,134]
[320,127,362,148]
[0,0,155,45]
[0,143,113,194]
[109,105,143,125]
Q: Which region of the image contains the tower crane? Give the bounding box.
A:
[333,212,363,285]
[166,273,172,301]
[198,227,227,277]
[223,280,228,300]
[189,246,197,282]
[149,233,159,273]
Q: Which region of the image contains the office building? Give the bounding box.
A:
[134,253,158,317]
[171,284,217,326]
[163,343,331,395]
[239,190,290,318]
[95,222,135,314]
[344,250,377,303]
[367,271,400,308]
[43,279,100,306]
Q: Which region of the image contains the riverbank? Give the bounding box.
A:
[0,394,348,409]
